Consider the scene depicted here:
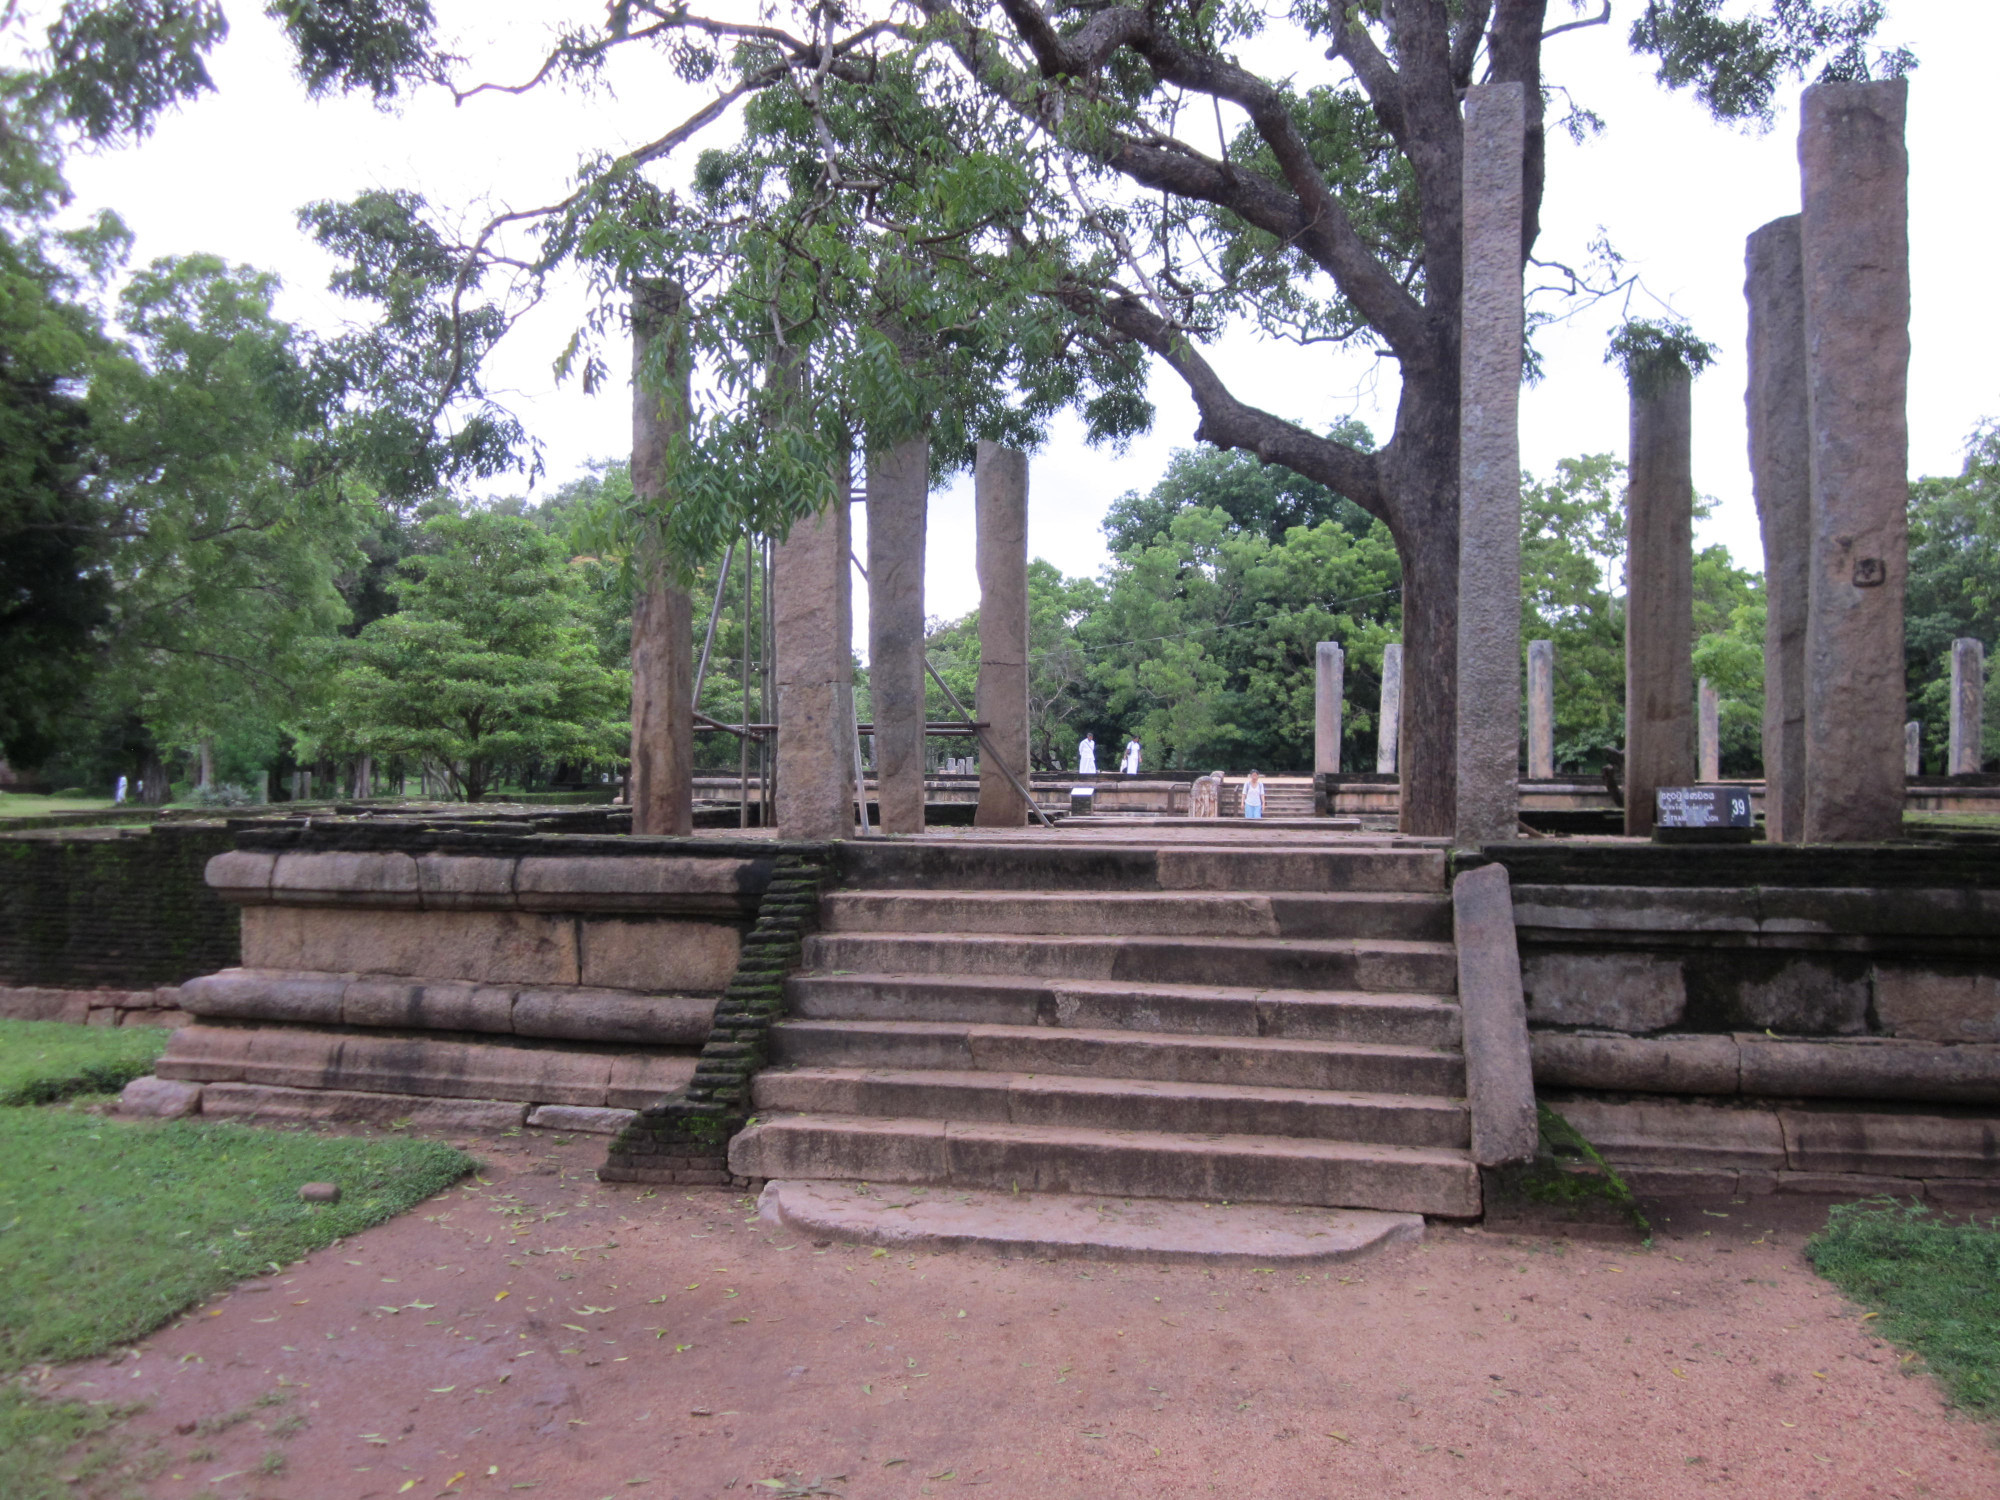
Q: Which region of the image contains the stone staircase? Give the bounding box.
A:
[729,839,1480,1216]
[1219,777,1315,817]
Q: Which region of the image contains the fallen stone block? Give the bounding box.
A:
[526,1105,637,1135]
[118,1075,202,1118]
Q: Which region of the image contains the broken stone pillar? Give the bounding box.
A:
[974,442,1032,827]
[1699,678,1721,782]
[1746,216,1810,844]
[627,281,695,837]
[774,452,857,841]
[1376,643,1403,774]
[1623,363,1696,838]
[866,436,929,834]
[1906,720,1922,777]
[1800,79,1910,842]
[1454,81,1526,848]
[1526,640,1554,779]
[1315,642,1344,778]
[1951,638,1985,775]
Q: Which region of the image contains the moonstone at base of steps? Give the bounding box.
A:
[756,1179,1423,1266]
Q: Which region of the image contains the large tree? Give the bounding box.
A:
[25,0,1911,830]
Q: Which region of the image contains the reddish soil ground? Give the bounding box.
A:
[39,1130,1999,1500]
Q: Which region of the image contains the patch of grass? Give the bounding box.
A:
[0,1385,139,1500]
[0,1108,471,1370]
[0,792,117,818]
[1807,1198,2000,1418]
[0,1021,170,1107]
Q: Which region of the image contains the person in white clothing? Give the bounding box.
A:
[1078,733,1097,775]
[1119,737,1142,775]
[1242,769,1265,818]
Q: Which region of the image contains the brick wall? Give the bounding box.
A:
[0,823,241,988]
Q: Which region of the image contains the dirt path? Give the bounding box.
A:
[41,1131,1997,1500]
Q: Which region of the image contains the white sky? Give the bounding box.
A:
[22,1,1997,648]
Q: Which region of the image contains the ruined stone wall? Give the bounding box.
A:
[1480,842,2000,1201]
[0,823,241,990]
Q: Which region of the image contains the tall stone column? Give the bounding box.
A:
[1906,720,1922,777]
[866,436,929,834]
[1315,642,1345,777]
[1454,81,1526,848]
[774,452,857,841]
[627,280,694,837]
[1526,640,1554,779]
[1747,216,1810,843]
[1699,679,1721,782]
[974,442,1032,827]
[1801,79,1910,842]
[1951,638,1985,775]
[1623,364,1696,837]
[1376,643,1403,774]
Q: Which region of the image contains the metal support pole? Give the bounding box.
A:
[922,656,1054,828]
[692,540,734,710]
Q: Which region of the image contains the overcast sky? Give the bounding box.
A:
[27,1,1997,644]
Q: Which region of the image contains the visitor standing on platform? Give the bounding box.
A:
[1119,737,1142,775]
[1242,770,1265,819]
[1078,732,1097,775]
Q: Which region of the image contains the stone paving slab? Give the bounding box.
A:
[755,1178,1424,1265]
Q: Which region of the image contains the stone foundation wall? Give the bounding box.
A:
[0,823,240,989]
[1482,843,2000,1199]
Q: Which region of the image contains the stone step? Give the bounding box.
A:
[728,1113,1480,1217]
[819,889,1451,941]
[801,932,1457,993]
[155,1023,694,1110]
[835,841,1447,894]
[767,1018,1465,1095]
[751,1066,1468,1147]
[784,973,1461,1047]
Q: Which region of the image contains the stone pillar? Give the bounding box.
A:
[1746,216,1810,844]
[1800,79,1910,842]
[1698,678,1721,782]
[1315,642,1344,778]
[1454,82,1526,848]
[627,280,695,837]
[1951,638,1985,775]
[1623,365,1696,837]
[1906,720,1922,777]
[974,442,1031,827]
[1376,643,1403,774]
[774,451,857,840]
[1526,640,1554,779]
[866,436,929,834]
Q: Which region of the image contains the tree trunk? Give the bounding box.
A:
[198,738,214,790]
[140,748,169,805]
[628,278,695,836]
[1380,386,1460,838]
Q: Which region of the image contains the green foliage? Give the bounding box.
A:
[1521,454,1628,768]
[1906,423,2000,770]
[1807,1199,2000,1418]
[0,1018,168,1106]
[1631,0,1916,125]
[326,507,628,800]
[1605,317,1719,394]
[0,1106,470,1370]
[0,69,123,766]
[1102,426,1378,554]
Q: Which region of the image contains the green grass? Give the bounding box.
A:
[0,1021,170,1107]
[0,1107,471,1370]
[0,792,117,818]
[1807,1198,2000,1418]
[0,1385,143,1500]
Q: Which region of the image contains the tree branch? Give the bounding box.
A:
[1059,279,1386,516]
